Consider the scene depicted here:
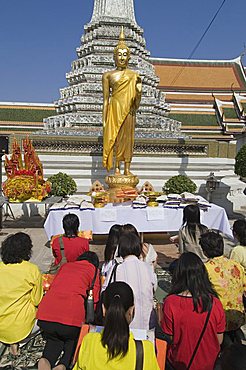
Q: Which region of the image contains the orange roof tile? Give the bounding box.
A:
[152,59,246,91]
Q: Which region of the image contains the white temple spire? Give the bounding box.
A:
[91,0,136,23]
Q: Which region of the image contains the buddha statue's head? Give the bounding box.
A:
[114,27,130,69]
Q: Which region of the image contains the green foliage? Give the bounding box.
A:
[47,172,77,197]
[163,175,197,194]
[235,145,246,178]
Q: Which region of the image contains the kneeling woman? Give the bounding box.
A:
[0,233,43,355]
[161,252,225,370]
[37,251,100,370]
[73,281,159,370]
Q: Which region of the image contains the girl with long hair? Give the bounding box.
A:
[73,282,159,370]
[161,252,225,370]
[178,204,208,262]
[101,224,121,279]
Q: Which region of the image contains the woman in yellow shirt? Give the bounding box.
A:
[0,232,43,354]
[73,282,159,370]
[200,231,245,334]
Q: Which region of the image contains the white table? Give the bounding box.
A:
[44,203,232,240]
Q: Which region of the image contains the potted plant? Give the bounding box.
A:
[163,175,197,194]
[47,172,77,197]
[235,144,246,181]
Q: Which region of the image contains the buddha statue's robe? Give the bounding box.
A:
[103,69,139,172]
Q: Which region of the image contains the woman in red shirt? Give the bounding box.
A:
[161,252,225,370]
[51,213,89,267]
[37,251,100,370]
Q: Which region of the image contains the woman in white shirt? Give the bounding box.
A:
[102,232,157,330]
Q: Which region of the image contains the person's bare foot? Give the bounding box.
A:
[38,358,51,370]
[53,364,66,370]
[10,344,19,356]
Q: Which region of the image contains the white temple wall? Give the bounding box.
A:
[2,154,245,220]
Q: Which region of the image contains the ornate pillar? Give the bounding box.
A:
[91,0,136,23]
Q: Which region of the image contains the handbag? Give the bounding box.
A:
[134,340,144,370]
[48,236,67,274]
[85,266,98,324]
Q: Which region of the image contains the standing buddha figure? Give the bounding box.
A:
[102,27,142,176]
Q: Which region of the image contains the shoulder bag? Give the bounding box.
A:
[48,235,67,274]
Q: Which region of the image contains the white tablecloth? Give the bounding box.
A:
[44,203,232,240]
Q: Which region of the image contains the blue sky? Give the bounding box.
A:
[0,0,245,103]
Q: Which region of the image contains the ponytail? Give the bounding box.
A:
[102,295,129,359]
[101,282,134,360]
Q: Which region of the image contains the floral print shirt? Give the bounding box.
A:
[205,256,246,331]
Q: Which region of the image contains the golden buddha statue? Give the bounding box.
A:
[102,27,142,176]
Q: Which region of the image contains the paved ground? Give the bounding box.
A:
[0,213,245,348]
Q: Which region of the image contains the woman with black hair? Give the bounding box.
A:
[200,231,245,335]
[161,252,225,370]
[0,233,43,355]
[73,282,159,370]
[102,232,157,330]
[37,251,100,370]
[121,223,157,267]
[178,204,208,262]
[101,224,121,280]
[51,213,89,269]
[230,219,246,272]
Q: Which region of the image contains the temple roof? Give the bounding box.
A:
[151,57,246,91]
[0,102,56,135]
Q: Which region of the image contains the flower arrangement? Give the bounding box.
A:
[3,137,51,202]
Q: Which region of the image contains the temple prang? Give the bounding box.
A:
[44,0,181,137]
